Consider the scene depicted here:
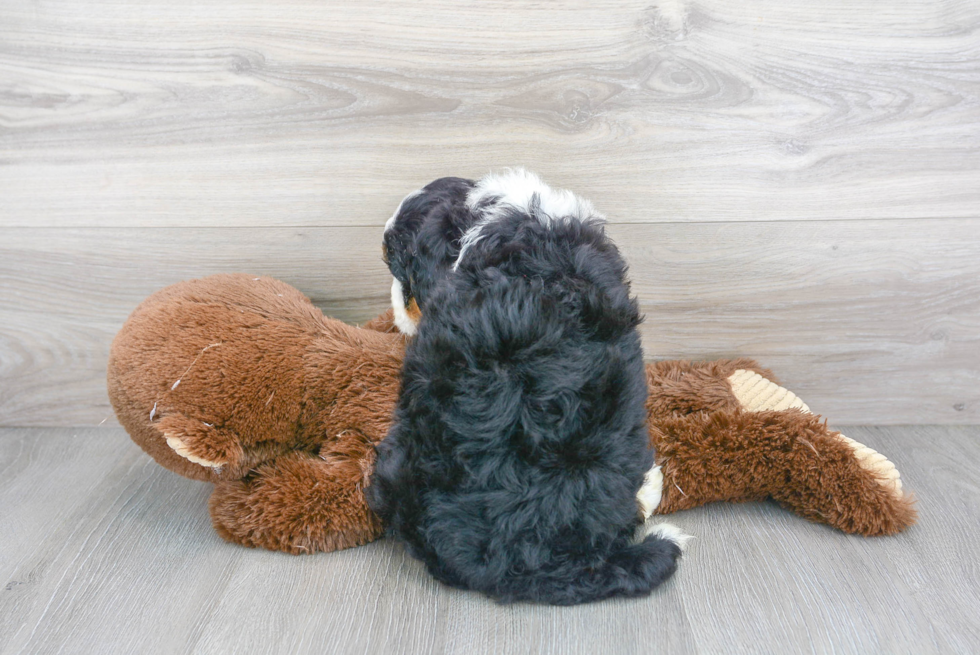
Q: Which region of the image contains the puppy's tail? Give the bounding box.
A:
[528,523,690,606]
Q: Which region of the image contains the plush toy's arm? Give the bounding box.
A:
[361,309,401,334]
[646,361,916,536]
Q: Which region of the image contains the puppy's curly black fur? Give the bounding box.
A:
[368,171,683,605]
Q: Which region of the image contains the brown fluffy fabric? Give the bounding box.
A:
[108,274,915,554]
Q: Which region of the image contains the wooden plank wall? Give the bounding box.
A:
[1,0,978,426]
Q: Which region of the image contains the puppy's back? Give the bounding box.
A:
[369,214,684,604]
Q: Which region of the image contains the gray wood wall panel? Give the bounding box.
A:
[1,426,978,654]
[1,0,978,428]
[1,1,978,227]
[1,220,977,427]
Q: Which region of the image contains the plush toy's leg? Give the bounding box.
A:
[207,434,383,554]
[651,410,916,535]
[648,364,917,536]
[727,369,903,495]
[645,358,777,416]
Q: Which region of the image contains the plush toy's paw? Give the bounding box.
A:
[208,453,383,554]
[637,465,664,520]
[166,435,222,468]
[728,369,810,413]
[157,415,243,471]
[835,434,903,495]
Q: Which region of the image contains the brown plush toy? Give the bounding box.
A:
[107,274,915,555]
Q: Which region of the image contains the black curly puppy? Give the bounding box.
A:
[368,170,687,605]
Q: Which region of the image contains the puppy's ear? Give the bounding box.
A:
[382,177,477,317]
[383,188,426,332]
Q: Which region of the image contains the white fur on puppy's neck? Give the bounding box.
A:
[454,169,603,270]
[390,277,419,336]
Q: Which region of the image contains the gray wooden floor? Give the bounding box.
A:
[1,425,977,654]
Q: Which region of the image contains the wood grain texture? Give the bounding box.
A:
[618,220,980,425]
[1,426,977,654]
[2,220,978,427]
[0,226,393,428]
[1,0,978,227]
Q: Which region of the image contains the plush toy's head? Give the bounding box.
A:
[382,169,602,336]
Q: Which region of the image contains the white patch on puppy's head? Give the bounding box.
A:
[390,277,419,336]
[454,169,603,270]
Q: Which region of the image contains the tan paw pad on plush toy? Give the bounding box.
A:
[165,435,222,469]
[158,414,245,471]
[728,369,905,498]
